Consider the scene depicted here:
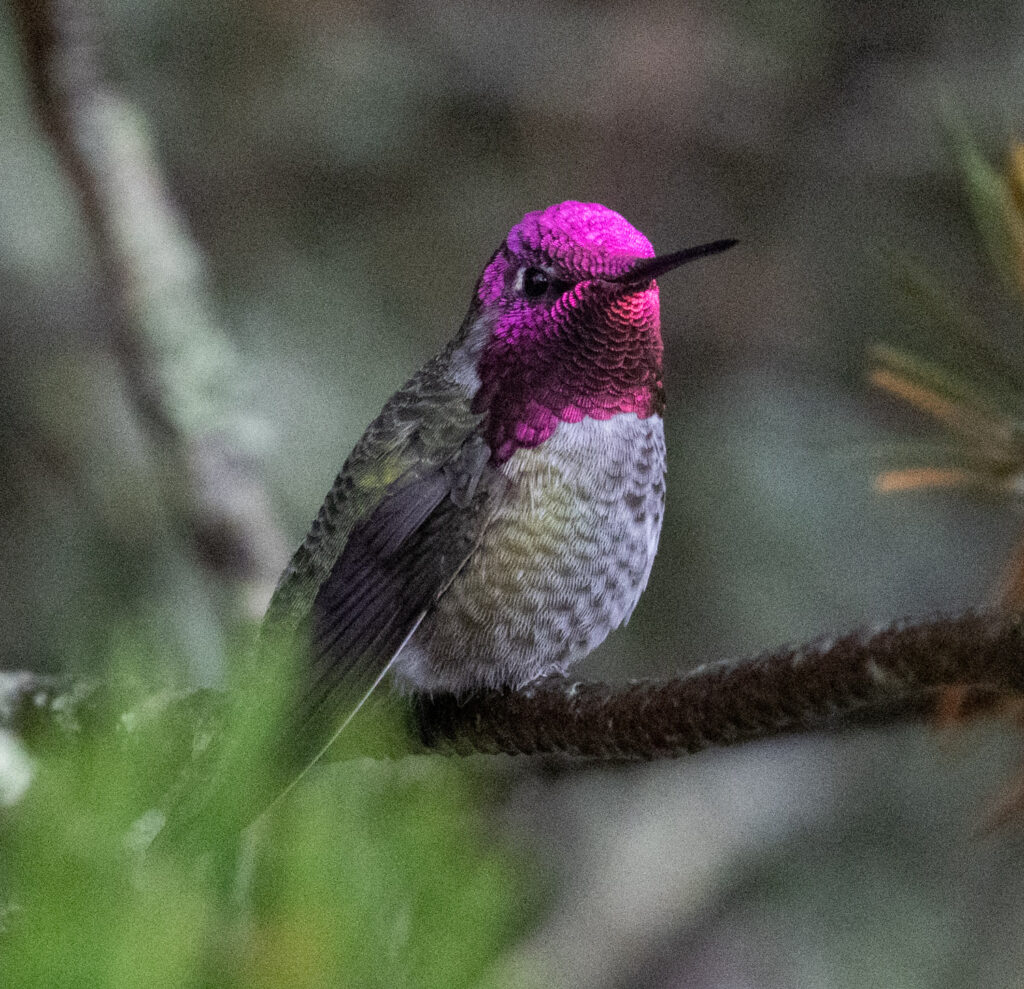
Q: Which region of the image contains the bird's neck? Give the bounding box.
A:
[470,291,665,463]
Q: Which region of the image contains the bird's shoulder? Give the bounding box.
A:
[264,345,484,628]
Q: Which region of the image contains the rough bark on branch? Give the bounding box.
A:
[411,610,1020,757]
[1,611,1020,777]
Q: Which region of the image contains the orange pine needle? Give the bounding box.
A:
[1009,142,1024,211]
[869,368,960,421]
[874,467,975,493]
[869,367,1013,451]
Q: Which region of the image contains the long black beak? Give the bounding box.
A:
[610,238,738,286]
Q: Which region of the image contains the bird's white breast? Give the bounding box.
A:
[394,413,667,693]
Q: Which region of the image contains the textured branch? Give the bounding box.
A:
[10,0,287,615]
[412,610,1023,757]
[1,611,1021,776]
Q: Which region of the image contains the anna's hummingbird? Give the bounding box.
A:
[265,200,735,773]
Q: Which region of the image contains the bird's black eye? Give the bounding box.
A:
[522,267,551,298]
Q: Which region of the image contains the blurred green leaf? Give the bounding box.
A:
[0,636,540,988]
[951,129,1024,298]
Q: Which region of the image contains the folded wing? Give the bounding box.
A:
[294,437,501,772]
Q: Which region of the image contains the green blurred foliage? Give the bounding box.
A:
[0,641,538,987]
[956,134,1024,299]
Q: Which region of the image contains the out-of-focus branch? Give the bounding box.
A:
[1,611,1022,775]
[9,0,287,617]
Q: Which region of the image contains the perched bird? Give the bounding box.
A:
[265,200,736,777]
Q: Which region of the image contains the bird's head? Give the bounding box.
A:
[464,201,734,462]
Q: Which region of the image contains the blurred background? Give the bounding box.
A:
[3,0,1024,985]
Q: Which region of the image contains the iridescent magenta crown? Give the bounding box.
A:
[507,201,655,275]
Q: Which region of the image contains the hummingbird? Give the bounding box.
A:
[264,200,736,775]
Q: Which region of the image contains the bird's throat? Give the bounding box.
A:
[472,287,665,463]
